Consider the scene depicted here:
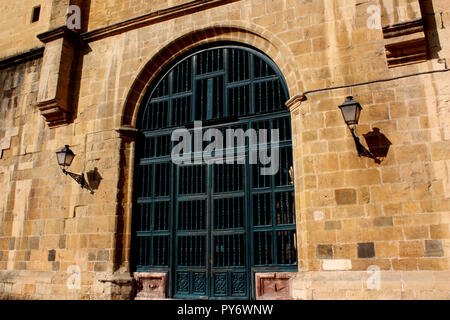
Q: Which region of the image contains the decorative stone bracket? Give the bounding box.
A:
[255,272,296,300]
[286,93,307,111]
[382,18,428,67]
[133,272,168,300]
[36,26,81,127]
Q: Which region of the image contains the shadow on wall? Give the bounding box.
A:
[420,0,442,59]
[68,0,92,124]
[85,167,102,194]
[362,127,392,163]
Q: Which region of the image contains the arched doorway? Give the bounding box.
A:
[132,43,297,299]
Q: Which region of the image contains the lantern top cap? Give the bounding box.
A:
[58,145,70,151]
[57,145,74,155]
[339,96,362,109]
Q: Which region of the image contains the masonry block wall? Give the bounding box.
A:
[0,0,449,299]
[289,73,450,299]
[0,0,52,59]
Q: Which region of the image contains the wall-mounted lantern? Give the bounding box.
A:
[338,96,362,128]
[56,145,86,188]
[338,96,380,163]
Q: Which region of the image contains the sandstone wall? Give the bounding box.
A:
[0,0,448,299]
[0,0,52,60]
[86,0,192,31]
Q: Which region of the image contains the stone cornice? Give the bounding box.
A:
[382,18,428,67]
[37,26,81,44]
[0,47,44,70]
[81,0,241,43]
[382,19,424,38]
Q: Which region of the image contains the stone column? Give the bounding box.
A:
[249,94,308,300]
[286,93,307,271]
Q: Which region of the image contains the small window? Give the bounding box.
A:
[31,5,41,23]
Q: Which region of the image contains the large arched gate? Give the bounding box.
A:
[132,44,297,299]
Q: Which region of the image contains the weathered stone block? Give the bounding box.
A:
[324,220,341,230]
[334,189,356,205]
[316,244,333,259]
[399,241,425,258]
[373,216,393,227]
[357,242,375,258]
[430,224,449,239]
[322,259,352,271]
[424,240,444,257]
[404,226,429,240]
[28,237,40,250]
[47,249,56,262]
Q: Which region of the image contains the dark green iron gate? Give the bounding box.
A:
[133,45,297,299]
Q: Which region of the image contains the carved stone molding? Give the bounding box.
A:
[36,99,71,127]
[382,19,428,67]
[115,126,139,141]
[255,272,296,300]
[133,272,168,300]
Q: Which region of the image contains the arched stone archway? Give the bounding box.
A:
[114,27,302,299]
[120,25,302,128]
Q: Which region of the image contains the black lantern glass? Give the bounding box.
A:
[56,145,75,168]
[338,96,362,127]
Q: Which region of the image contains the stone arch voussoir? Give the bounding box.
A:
[120,24,301,128]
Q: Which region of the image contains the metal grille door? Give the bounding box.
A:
[175,163,209,296]
[133,45,297,299]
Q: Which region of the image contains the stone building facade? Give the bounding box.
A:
[0,0,449,299]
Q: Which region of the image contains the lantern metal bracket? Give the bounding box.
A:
[62,168,86,188]
[348,127,381,164]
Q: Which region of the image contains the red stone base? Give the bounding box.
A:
[133,272,168,300]
[255,272,296,300]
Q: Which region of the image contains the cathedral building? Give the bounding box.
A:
[0,0,449,299]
